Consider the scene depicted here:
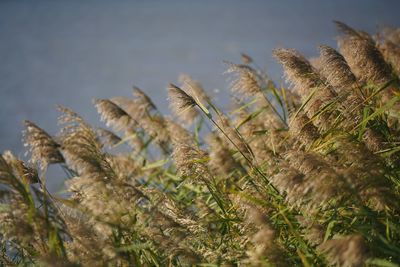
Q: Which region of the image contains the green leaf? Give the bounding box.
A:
[366,258,399,267]
[324,220,336,242]
[141,158,168,170]
[355,96,400,130]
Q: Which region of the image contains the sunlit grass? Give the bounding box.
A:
[0,21,400,267]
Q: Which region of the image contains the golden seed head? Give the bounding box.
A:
[168,83,199,125]
[94,99,135,132]
[96,128,122,148]
[225,61,263,97]
[132,86,157,112]
[318,45,356,90]
[178,74,210,104]
[240,53,253,64]
[335,21,392,84]
[23,120,64,169]
[318,235,368,267]
[2,150,39,184]
[273,48,322,97]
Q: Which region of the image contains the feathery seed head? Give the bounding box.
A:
[58,108,115,180]
[273,48,322,98]
[110,97,143,120]
[319,45,356,90]
[23,120,64,169]
[132,86,157,112]
[94,99,134,132]
[244,216,288,267]
[179,74,211,104]
[379,26,400,44]
[166,119,195,146]
[378,39,400,75]
[2,150,39,184]
[334,21,366,39]
[111,96,170,145]
[283,151,351,210]
[335,21,392,84]
[206,134,239,176]
[57,105,87,127]
[168,83,199,125]
[172,143,209,181]
[106,154,139,181]
[318,235,368,267]
[362,128,385,153]
[240,53,253,64]
[289,111,320,146]
[296,216,324,246]
[225,61,263,97]
[96,128,122,148]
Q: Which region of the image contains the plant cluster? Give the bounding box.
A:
[1,22,400,267]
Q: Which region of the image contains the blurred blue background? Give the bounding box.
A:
[1,0,400,157]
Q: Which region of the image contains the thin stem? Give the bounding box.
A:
[207,113,280,194]
[260,92,288,127]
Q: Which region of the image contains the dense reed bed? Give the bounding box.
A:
[1,22,400,267]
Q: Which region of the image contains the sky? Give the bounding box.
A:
[1,0,400,158]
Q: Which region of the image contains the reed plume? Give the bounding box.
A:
[318,235,368,267]
[335,21,392,84]
[23,120,64,169]
[94,99,135,132]
[96,128,122,148]
[179,74,211,104]
[206,133,240,177]
[132,85,157,112]
[168,83,199,125]
[225,61,264,97]
[318,45,357,91]
[273,48,321,97]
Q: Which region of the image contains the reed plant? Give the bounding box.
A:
[1,22,400,267]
